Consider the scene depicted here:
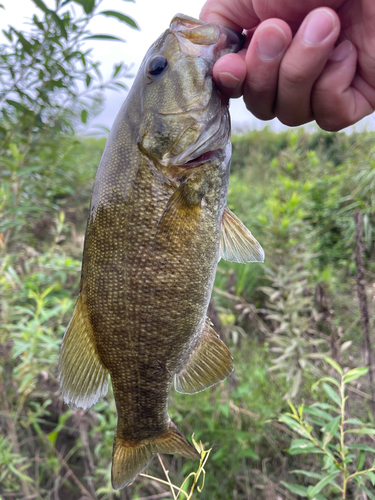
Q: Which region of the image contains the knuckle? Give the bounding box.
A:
[312,89,352,132]
[281,60,310,87]
[244,85,276,120]
[249,106,276,121]
[278,115,306,127]
[275,101,313,127]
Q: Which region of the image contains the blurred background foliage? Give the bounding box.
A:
[1,1,375,499]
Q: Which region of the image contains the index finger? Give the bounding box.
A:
[200,0,260,31]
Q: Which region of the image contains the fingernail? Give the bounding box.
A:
[256,24,287,61]
[217,72,241,89]
[303,10,335,45]
[329,40,352,62]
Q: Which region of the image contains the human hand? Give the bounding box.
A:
[200,0,375,131]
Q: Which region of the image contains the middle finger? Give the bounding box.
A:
[275,7,340,126]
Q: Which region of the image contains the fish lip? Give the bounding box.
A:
[180,149,218,168]
[170,14,244,61]
[166,149,225,179]
[215,26,245,58]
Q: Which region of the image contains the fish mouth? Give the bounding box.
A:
[170,14,244,61]
[166,149,226,178]
[160,99,231,173]
[163,15,241,169]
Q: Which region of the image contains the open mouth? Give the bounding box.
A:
[166,150,219,179]
[183,150,217,167]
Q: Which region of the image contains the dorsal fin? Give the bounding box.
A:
[174,318,233,394]
[58,295,108,410]
[220,206,264,263]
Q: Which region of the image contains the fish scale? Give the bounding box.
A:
[58,13,264,490]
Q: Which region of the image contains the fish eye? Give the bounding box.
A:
[148,56,168,77]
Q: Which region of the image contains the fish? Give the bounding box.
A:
[58,13,264,490]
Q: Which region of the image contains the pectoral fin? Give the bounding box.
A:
[220,206,264,263]
[58,295,108,410]
[112,421,199,490]
[174,318,233,394]
[154,183,201,242]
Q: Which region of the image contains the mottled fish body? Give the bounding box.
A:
[58,14,264,490]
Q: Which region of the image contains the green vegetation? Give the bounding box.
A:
[1,2,375,499]
[2,125,375,499]
[280,359,375,499]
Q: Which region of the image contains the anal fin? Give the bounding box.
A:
[220,206,264,263]
[58,294,108,410]
[175,318,233,394]
[112,421,199,490]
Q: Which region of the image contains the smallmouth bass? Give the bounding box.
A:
[58,14,264,490]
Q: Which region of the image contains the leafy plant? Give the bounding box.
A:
[280,357,375,499]
[260,259,327,398]
[0,0,136,246]
[140,440,212,500]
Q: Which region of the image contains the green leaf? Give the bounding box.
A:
[322,383,341,407]
[304,407,333,421]
[351,444,375,453]
[289,439,316,450]
[2,28,12,41]
[5,99,29,113]
[47,430,59,445]
[281,482,309,496]
[307,471,341,497]
[73,0,95,14]
[323,416,341,445]
[313,377,340,390]
[307,416,327,428]
[8,463,34,483]
[83,34,125,42]
[279,415,309,437]
[288,439,322,455]
[346,428,375,435]
[113,63,123,78]
[345,418,369,426]
[360,484,375,500]
[81,109,88,124]
[343,367,369,383]
[83,0,95,13]
[365,471,375,485]
[324,356,343,375]
[12,29,34,54]
[357,450,365,471]
[50,12,68,39]
[31,0,50,13]
[292,470,327,480]
[98,10,139,30]
[322,455,334,471]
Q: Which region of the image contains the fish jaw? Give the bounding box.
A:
[137,15,243,178]
[170,13,244,62]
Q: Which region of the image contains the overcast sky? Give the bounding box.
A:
[2,0,374,133]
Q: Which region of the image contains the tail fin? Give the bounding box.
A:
[111,421,200,490]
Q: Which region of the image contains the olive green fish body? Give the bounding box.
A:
[85,151,229,440]
[59,14,264,490]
